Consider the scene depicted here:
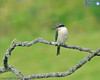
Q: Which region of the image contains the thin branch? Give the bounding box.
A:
[0,38,100,80]
[0,66,23,80]
[3,44,16,69]
[0,67,8,74]
[23,48,100,79]
[9,66,23,80]
[15,38,100,55]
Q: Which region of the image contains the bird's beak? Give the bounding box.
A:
[52,26,57,30]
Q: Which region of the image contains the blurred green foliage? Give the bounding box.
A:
[0,0,100,80]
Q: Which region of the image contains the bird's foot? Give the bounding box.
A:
[57,42,62,46]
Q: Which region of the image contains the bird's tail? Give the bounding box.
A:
[57,46,60,55]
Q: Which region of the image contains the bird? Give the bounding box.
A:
[52,23,68,55]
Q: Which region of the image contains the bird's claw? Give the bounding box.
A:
[57,42,61,46]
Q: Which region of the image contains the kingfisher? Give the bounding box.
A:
[52,23,68,55]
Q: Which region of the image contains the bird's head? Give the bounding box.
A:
[52,23,65,30]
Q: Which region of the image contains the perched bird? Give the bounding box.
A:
[52,23,68,55]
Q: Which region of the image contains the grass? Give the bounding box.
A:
[0,0,100,80]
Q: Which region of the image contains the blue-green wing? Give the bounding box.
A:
[55,31,58,42]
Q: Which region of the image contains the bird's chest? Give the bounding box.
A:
[58,29,68,43]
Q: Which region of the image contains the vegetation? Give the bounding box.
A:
[0,0,100,80]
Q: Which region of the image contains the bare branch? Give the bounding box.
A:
[0,38,100,80]
[0,66,23,80]
[0,67,8,74]
[23,48,100,79]
[15,38,100,55]
[9,66,23,80]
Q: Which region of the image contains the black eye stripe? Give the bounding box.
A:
[59,25,64,27]
[56,23,65,28]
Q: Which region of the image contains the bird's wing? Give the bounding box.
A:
[55,31,58,42]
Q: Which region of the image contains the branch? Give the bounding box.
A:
[0,67,8,74]
[23,48,100,79]
[0,66,23,80]
[9,66,23,79]
[15,38,100,55]
[0,38,100,80]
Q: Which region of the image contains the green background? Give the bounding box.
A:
[0,0,100,80]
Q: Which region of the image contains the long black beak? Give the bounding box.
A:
[52,26,57,30]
